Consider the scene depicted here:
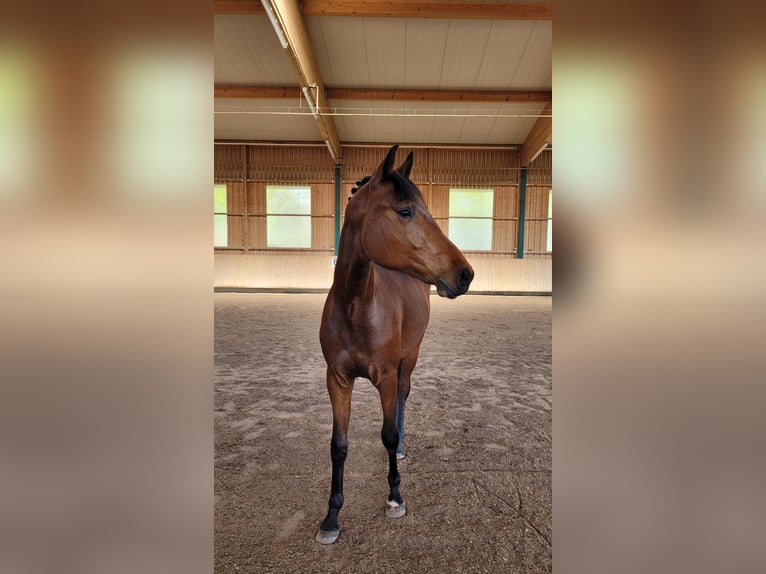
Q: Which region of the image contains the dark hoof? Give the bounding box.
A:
[315,528,340,545]
[385,500,406,519]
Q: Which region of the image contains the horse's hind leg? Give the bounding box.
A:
[379,374,406,518]
[316,367,353,545]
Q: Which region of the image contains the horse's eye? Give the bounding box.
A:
[397,207,413,219]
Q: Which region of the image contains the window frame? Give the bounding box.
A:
[546,189,552,253]
[265,184,313,249]
[448,187,495,252]
[213,183,228,248]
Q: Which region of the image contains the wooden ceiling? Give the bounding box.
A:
[214,0,552,164]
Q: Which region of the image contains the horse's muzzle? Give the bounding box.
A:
[437,266,474,299]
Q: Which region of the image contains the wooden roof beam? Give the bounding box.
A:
[215,86,302,98]
[520,103,552,167]
[215,85,551,103]
[301,1,552,20]
[265,0,342,161]
[215,1,553,20]
[214,0,265,14]
[327,88,551,103]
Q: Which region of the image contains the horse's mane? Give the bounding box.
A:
[350,176,371,195]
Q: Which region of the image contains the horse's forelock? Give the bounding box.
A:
[385,170,421,202]
[351,171,421,203]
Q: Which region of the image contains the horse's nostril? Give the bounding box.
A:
[458,267,474,291]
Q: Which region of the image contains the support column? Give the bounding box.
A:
[517,166,527,259]
[242,145,248,253]
[334,164,341,256]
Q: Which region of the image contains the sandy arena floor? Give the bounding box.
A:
[215,293,551,573]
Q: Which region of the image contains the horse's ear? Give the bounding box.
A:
[396,151,414,180]
[373,144,399,182]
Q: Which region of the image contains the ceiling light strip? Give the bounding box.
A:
[261,0,288,48]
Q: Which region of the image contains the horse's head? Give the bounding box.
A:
[348,145,474,298]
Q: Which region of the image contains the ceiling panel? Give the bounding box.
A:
[214,15,296,85]
[474,20,539,88]
[323,99,544,145]
[360,18,407,88]
[510,21,552,89]
[438,20,494,88]
[309,16,549,91]
[403,20,450,88]
[488,114,539,144]
[307,16,370,88]
[401,114,438,144]
[215,7,552,147]
[214,99,546,145]
[214,98,321,141]
[455,103,502,144]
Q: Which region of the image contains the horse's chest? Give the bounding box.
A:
[349,298,427,347]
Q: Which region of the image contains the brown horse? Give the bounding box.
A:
[316,145,474,544]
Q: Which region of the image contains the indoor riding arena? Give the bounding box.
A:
[214,2,551,573]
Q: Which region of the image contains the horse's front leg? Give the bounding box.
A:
[394,396,407,460]
[316,367,353,545]
[395,357,415,460]
[379,374,406,518]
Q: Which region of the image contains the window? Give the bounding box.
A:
[266,185,311,248]
[547,189,552,252]
[214,184,228,247]
[449,188,494,251]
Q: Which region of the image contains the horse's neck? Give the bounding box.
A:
[333,224,375,303]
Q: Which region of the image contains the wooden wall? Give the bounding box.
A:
[524,150,553,260]
[214,250,551,293]
[215,145,337,252]
[214,144,552,292]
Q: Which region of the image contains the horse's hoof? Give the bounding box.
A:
[385,500,407,519]
[315,528,340,545]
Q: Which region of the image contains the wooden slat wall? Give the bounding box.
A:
[312,183,335,251]
[214,144,547,258]
[425,185,451,235]
[214,144,551,292]
[465,256,552,293]
[431,148,519,185]
[214,251,552,292]
[339,185,354,236]
[225,181,246,249]
[527,149,552,186]
[214,145,244,182]
[215,251,336,290]
[525,150,552,259]
[247,145,335,182]
[524,185,551,259]
[247,182,267,250]
[216,145,524,186]
[341,146,430,183]
[493,185,519,254]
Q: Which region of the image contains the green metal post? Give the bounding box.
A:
[517,166,527,259]
[334,164,341,256]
